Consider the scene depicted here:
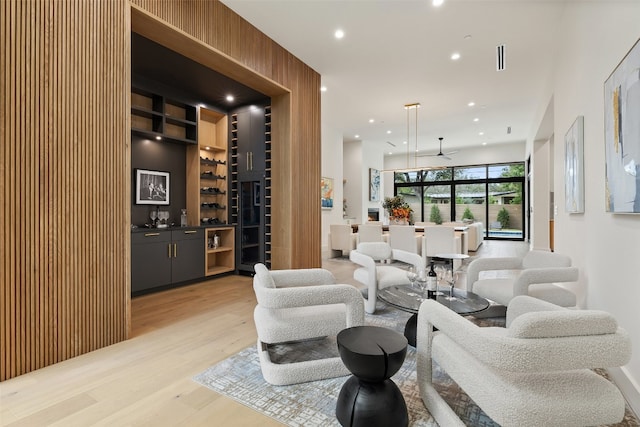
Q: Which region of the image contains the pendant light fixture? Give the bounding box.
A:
[405,102,420,170]
[383,102,446,173]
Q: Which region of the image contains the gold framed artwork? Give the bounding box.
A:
[604,38,640,213]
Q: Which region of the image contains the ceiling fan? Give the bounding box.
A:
[418,137,457,160]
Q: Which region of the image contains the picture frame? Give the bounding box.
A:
[565,116,584,213]
[369,168,380,202]
[604,38,640,213]
[321,177,334,209]
[135,169,170,205]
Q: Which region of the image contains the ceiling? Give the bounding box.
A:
[131,33,269,110]
[220,0,567,158]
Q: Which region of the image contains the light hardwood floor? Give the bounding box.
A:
[1,241,528,426]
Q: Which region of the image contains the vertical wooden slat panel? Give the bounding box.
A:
[131,0,322,269]
[1,0,129,381]
[2,0,319,381]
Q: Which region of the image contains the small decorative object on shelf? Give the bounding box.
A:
[181,209,187,227]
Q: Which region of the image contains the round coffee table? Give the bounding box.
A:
[377,285,490,346]
[336,326,408,427]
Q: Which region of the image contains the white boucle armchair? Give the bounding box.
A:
[253,263,364,385]
[466,249,578,307]
[417,295,632,427]
[350,241,425,314]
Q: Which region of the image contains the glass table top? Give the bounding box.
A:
[377,284,490,315]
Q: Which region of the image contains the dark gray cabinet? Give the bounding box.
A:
[230,104,270,274]
[131,228,205,294]
[235,107,266,176]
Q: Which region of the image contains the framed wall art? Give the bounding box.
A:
[135,169,170,205]
[604,38,640,213]
[321,177,334,209]
[369,168,380,202]
[565,116,584,213]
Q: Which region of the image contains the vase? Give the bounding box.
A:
[390,217,408,225]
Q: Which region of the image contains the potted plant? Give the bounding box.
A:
[382,196,413,224]
[497,207,510,229]
[429,205,443,225]
[461,207,474,224]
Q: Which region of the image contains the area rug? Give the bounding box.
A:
[193,304,639,426]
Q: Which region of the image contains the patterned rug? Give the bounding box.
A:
[193,303,639,427]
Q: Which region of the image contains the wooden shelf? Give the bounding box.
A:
[205,227,235,276]
[131,87,197,144]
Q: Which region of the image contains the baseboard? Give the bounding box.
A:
[608,367,640,419]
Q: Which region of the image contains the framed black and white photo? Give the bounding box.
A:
[135,169,170,205]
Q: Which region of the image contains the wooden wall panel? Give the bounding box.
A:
[131,0,322,269]
[2,0,320,381]
[1,0,129,381]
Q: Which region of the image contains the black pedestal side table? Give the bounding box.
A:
[335,326,408,427]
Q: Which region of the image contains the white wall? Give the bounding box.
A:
[343,141,363,224]
[546,0,640,412]
[320,116,345,255]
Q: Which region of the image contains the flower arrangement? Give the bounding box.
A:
[382,196,413,223]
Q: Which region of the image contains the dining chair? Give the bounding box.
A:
[388,225,421,255]
[358,223,384,243]
[422,226,462,269]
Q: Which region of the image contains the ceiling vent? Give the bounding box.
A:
[507,126,512,134]
[386,141,396,147]
[496,44,506,71]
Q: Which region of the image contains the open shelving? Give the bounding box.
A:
[131,87,197,144]
[205,227,235,276]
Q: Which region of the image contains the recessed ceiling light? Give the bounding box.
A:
[334,29,344,39]
[479,131,484,136]
[320,86,327,92]
[388,151,393,155]
[355,134,360,138]
[387,130,392,134]
[369,119,375,123]
[468,101,475,107]
[226,95,234,102]
[403,140,407,145]
[473,118,479,122]
[482,142,487,146]
[433,0,444,6]
[451,52,461,61]
[155,136,162,140]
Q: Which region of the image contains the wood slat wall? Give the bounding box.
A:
[1,0,130,381]
[131,0,322,269]
[2,0,321,381]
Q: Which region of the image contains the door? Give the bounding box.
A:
[131,231,172,293]
[237,179,264,273]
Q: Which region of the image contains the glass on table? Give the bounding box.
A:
[444,269,460,301]
[406,266,418,288]
[434,264,446,296]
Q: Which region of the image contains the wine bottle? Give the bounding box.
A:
[427,261,437,299]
